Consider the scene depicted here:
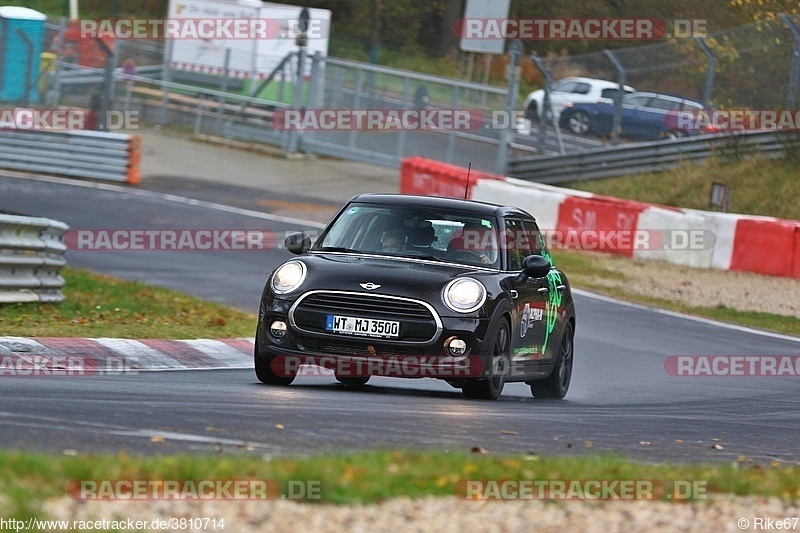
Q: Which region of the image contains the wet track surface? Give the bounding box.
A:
[1,174,798,463]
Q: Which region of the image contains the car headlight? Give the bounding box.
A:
[271,260,307,295]
[443,277,487,313]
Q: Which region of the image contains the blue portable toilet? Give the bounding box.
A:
[0,6,46,103]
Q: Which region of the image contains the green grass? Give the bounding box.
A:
[0,267,256,339]
[564,156,800,221]
[0,450,797,520]
[551,250,800,336]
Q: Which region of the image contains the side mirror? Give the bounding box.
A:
[284,232,311,255]
[516,254,551,282]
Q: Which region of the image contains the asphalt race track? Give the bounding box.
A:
[1,174,799,464]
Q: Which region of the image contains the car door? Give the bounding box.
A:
[504,217,549,376]
[620,95,653,137]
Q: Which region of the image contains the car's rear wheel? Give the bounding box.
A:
[462,321,510,400]
[530,322,573,399]
[254,330,295,385]
[336,375,370,388]
[566,110,591,135]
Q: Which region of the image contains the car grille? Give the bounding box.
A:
[297,336,434,357]
[290,291,439,343]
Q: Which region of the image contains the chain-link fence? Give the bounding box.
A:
[5,13,800,176]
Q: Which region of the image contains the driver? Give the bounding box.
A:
[380,228,408,253]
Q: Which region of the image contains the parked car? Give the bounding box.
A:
[255,194,576,400]
[522,76,635,122]
[560,91,705,140]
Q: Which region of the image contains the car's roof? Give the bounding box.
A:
[626,91,703,106]
[559,77,633,89]
[349,193,532,218]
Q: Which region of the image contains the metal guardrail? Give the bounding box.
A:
[508,130,800,183]
[0,129,141,183]
[0,214,69,303]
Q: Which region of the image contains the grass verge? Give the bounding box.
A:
[0,267,255,339]
[0,450,797,520]
[552,250,800,336]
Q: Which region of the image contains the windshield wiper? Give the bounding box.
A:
[315,246,362,253]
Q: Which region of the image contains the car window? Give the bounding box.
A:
[504,218,534,271]
[523,219,546,256]
[315,203,500,268]
[623,95,652,107]
[648,97,682,111]
[601,88,626,100]
[574,82,591,95]
[552,81,579,93]
[682,101,703,111]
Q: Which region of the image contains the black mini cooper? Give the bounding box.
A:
[255,194,576,400]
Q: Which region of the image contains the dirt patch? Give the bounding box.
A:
[572,252,800,319]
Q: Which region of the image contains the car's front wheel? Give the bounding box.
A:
[462,321,510,400]
[336,375,370,388]
[566,110,591,135]
[530,322,573,399]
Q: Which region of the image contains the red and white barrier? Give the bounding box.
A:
[400,157,800,279]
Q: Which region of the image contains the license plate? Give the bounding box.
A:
[325,315,400,338]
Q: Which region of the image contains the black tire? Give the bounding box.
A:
[462,321,510,400]
[336,375,370,388]
[530,322,574,399]
[566,110,591,135]
[524,103,539,122]
[254,330,295,385]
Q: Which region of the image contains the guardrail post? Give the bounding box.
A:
[530,53,565,156]
[396,76,412,160]
[782,14,800,108]
[694,37,716,108]
[604,49,626,146]
[194,93,205,136]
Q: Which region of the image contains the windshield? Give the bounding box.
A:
[314,203,500,268]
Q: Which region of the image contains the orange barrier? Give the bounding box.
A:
[400,157,501,199]
[555,196,649,257]
[730,219,798,277]
[793,227,800,279]
[126,135,142,185]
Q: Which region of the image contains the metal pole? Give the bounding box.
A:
[496,40,522,176]
[160,39,173,126]
[15,29,34,106]
[396,76,411,160]
[531,53,562,156]
[216,48,231,135]
[782,14,800,108]
[307,51,323,110]
[604,49,626,146]
[286,47,307,153]
[194,93,205,136]
[94,37,114,132]
[694,37,715,108]
[49,18,67,106]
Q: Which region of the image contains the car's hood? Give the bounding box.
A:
[293,252,493,302]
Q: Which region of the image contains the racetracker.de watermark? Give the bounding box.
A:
[452,18,707,40]
[64,229,313,251]
[77,18,329,40]
[68,479,321,500]
[668,109,800,132]
[454,479,707,500]
[0,355,136,377]
[0,108,139,131]
[665,356,800,377]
